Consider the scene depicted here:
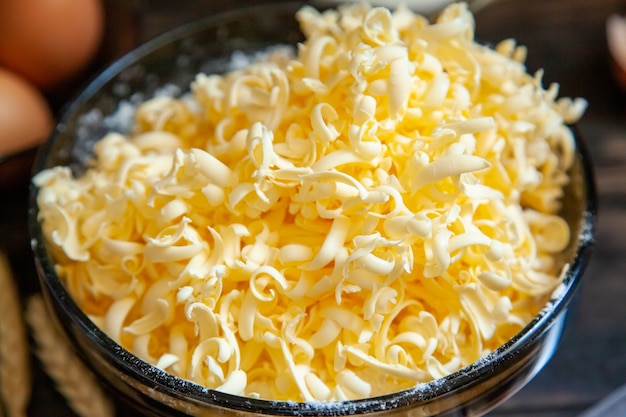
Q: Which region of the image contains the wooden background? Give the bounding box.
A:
[0,0,624,416]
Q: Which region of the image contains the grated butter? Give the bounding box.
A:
[35,2,585,402]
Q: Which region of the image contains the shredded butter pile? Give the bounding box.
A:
[35,2,585,402]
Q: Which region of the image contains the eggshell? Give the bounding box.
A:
[0,68,53,156]
[0,0,104,89]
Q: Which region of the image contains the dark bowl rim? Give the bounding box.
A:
[27,2,598,415]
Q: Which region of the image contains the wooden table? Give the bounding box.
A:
[0,0,624,416]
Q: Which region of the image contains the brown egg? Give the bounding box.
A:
[0,0,104,89]
[0,68,53,156]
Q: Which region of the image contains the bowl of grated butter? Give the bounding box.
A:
[28,1,596,416]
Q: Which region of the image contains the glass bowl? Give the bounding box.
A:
[28,2,597,416]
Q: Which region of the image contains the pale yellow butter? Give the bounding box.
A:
[35,2,585,402]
